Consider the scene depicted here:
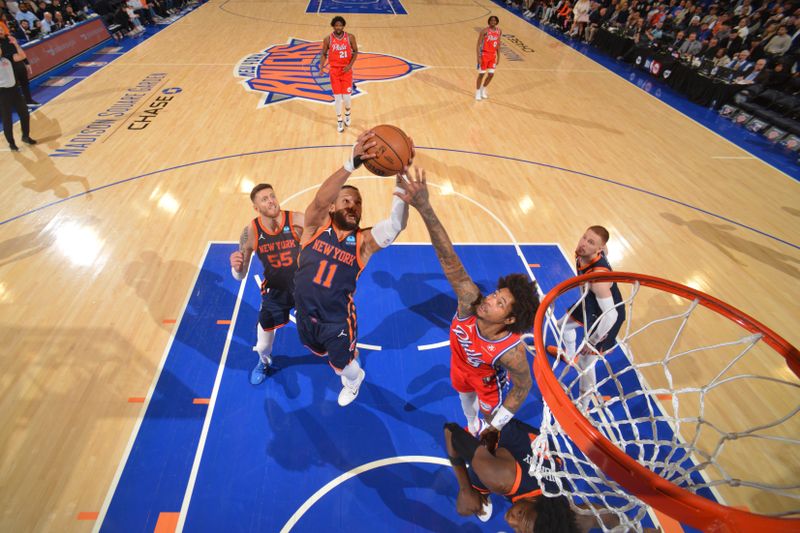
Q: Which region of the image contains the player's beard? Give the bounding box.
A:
[331,208,360,231]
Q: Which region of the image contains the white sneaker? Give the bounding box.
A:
[344,113,351,127]
[477,496,493,522]
[337,120,344,133]
[481,87,488,99]
[468,418,488,437]
[475,89,482,101]
[338,368,365,407]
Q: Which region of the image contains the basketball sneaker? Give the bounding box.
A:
[344,112,351,127]
[468,417,488,437]
[481,86,489,99]
[338,368,366,407]
[475,89,482,101]
[476,496,493,522]
[249,357,272,385]
[337,120,344,133]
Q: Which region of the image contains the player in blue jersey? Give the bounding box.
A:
[230,184,304,385]
[294,130,412,407]
[547,226,625,409]
[443,421,650,531]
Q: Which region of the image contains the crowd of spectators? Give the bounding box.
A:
[0,0,189,43]
[514,0,800,93]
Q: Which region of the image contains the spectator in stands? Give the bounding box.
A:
[734,0,752,18]
[14,2,37,28]
[668,29,686,51]
[556,0,573,31]
[15,18,37,41]
[764,60,791,90]
[727,49,753,71]
[586,6,608,43]
[570,0,590,39]
[39,11,54,35]
[64,5,85,23]
[51,10,65,30]
[712,46,732,67]
[765,25,792,57]
[735,57,769,85]
[678,31,702,56]
[701,37,721,59]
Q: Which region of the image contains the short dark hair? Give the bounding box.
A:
[587,225,610,244]
[497,274,539,335]
[331,16,346,27]
[488,15,499,24]
[533,495,580,533]
[250,183,273,203]
[341,184,360,194]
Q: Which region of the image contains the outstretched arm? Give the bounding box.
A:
[396,168,481,318]
[302,131,376,244]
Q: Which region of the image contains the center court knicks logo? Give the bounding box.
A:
[235,38,426,107]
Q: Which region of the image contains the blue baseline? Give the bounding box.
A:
[306,0,407,15]
[101,243,711,532]
[489,0,799,180]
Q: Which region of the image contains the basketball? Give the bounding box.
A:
[362,124,412,176]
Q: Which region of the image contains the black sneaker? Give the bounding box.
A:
[9,144,19,151]
[22,136,37,145]
[26,100,40,107]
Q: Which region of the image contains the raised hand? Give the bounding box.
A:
[394,166,429,209]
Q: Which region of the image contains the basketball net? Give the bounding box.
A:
[522,272,800,532]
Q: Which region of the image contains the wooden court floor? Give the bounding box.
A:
[0,0,798,531]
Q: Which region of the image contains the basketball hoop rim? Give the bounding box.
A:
[532,271,800,533]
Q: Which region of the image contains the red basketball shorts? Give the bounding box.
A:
[478,54,497,73]
[329,66,353,95]
[450,360,503,415]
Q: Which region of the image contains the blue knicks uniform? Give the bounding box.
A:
[253,211,301,330]
[569,252,626,352]
[469,419,561,502]
[294,222,365,369]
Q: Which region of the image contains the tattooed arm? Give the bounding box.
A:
[395,167,481,318]
[229,224,254,280]
[492,344,532,421]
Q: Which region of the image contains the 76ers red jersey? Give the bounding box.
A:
[481,28,501,58]
[450,314,521,378]
[329,32,352,68]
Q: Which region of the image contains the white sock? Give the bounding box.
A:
[459,392,479,428]
[334,94,343,118]
[341,358,362,386]
[255,327,275,365]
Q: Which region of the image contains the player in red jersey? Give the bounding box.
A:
[321,16,358,133]
[396,168,539,438]
[230,184,304,385]
[476,16,502,101]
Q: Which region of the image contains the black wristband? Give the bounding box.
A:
[353,154,363,169]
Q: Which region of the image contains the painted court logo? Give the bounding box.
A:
[235,38,425,107]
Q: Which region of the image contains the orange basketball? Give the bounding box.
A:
[363,125,412,177]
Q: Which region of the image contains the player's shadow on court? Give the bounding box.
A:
[263,398,480,532]
[15,144,91,199]
[412,70,622,135]
[366,271,494,349]
[0,223,56,267]
[124,251,261,368]
[660,213,800,278]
